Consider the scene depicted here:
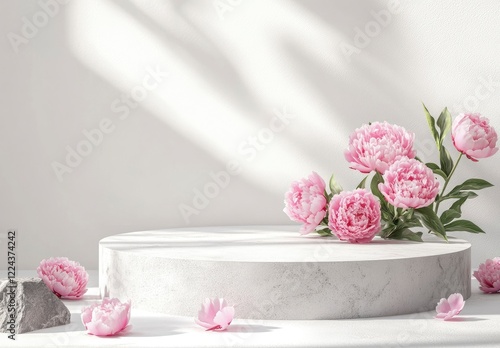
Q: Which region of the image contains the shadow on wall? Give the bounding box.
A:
[111,0,270,123]
[53,0,413,235]
[29,0,306,266]
[294,0,419,124]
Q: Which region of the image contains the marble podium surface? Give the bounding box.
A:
[99,225,471,320]
[1,271,499,348]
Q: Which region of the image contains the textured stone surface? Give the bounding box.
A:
[100,225,471,320]
[0,278,71,333]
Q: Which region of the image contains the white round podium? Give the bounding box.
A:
[99,225,471,319]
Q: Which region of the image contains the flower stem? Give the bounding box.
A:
[434,153,463,215]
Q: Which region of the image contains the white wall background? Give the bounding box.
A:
[1,0,499,271]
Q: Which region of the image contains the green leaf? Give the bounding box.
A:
[440,196,468,224]
[380,223,397,238]
[433,168,448,180]
[370,173,395,222]
[385,227,423,242]
[440,191,478,201]
[426,162,440,170]
[436,107,452,147]
[449,196,468,214]
[439,146,454,176]
[405,208,415,220]
[395,211,422,230]
[381,210,393,222]
[422,103,440,148]
[316,228,333,237]
[414,206,447,240]
[370,172,384,202]
[440,209,461,225]
[324,189,329,201]
[400,229,424,242]
[426,162,448,180]
[403,218,423,228]
[329,174,343,195]
[444,220,485,233]
[448,178,494,196]
[356,176,368,189]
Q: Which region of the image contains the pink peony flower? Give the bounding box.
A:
[195,298,235,331]
[37,257,89,299]
[284,171,327,235]
[473,257,500,293]
[81,298,131,336]
[435,293,465,320]
[328,189,381,243]
[452,113,498,161]
[379,157,439,209]
[345,122,416,174]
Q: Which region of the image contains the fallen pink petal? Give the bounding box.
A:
[195,298,235,331]
[435,293,465,320]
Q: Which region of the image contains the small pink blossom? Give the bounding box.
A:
[37,257,89,299]
[195,298,235,331]
[328,189,381,243]
[284,172,327,235]
[452,113,498,161]
[473,257,500,293]
[81,298,131,336]
[379,157,439,209]
[435,293,465,320]
[345,122,416,174]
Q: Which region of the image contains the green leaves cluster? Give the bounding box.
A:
[435,177,491,234]
[421,104,492,238]
[423,104,454,177]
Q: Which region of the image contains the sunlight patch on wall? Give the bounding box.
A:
[66,0,348,191]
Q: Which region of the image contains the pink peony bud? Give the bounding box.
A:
[37,257,89,299]
[473,257,500,293]
[345,122,416,174]
[284,171,327,235]
[195,298,235,331]
[81,298,131,336]
[435,293,465,320]
[328,189,381,243]
[379,157,439,209]
[452,113,498,161]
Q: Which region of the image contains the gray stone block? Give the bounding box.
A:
[0,278,71,334]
